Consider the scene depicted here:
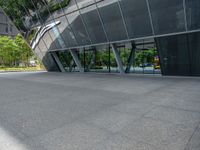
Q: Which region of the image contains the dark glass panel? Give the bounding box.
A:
[119,0,153,38]
[80,4,107,44]
[97,0,127,42]
[67,11,91,46]
[54,16,78,48]
[149,0,185,34]
[0,11,7,23]
[156,34,190,76]
[0,24,8,34]
[186,0,200,30]
[57,51,79,72]
[188,32,200,76]
[44,52,60,71]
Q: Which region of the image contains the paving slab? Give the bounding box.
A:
[0,72,199,150]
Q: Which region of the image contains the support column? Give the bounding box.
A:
[125,43,136,73]
[69,49,84,73]
[111,44,125,74]
[51,52,65,72]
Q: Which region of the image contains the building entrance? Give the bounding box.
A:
[54,39,161,75]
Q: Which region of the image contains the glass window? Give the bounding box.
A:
[156,34,190,76]
[46,0,69,19]
[37,0,53,23]
[67,11,91,46]
[57,51,79,72]
[63,0,78,14]
[0,12,7,23]
[40,24,57,51]
[188,32,200,76]
[149,0,185,35]
[97,0,128,42]
[80,4,107,44]
[79,47,112,73]
[38,37,48,53]
[45,20,64,50]
[35,46,44,60]
[76,0,95,9]
[186,0,200,30]
[119,0,153,38]
[54,16,78,48]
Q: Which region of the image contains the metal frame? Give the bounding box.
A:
[117,0,130,39]
[51,52,65,72]
[145,0,155,35]
[111,44,125,74]
[69,49,84,72]
[183,0,188,31]
[42,0,70,48]
[74,0,93,45]
[94,0,109,42]
[30,0,57,50]
[125,42,136,73]
[54,0,79,46]
[48,28,200,52]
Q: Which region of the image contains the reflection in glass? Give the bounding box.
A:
[76,0,95,9]
[96,0,127,41]
[67,11,91,46]
[156,34,190,76]
[119,0,153,38]
[149,0,185,34]
[80,4,107,44]
[57,51,79,72]
[54,16,78,47]
[186,0,200,30]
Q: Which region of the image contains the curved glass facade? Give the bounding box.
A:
[0,0,200,75]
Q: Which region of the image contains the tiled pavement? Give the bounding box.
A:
[0,72,199,150]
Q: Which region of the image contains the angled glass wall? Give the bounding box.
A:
[186,0,200,30]
[67,10,91,46]
[96,0,128,41]
[119,0,153,38]
[148,0,186,34]
[1,0,200,75]
[156,32,200,76]
[80,3,108,44]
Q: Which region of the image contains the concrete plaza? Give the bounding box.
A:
[0,72,199,150]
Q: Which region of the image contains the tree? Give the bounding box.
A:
[15,34,33,66]
[0,36,20,66]
[0,34,33,67]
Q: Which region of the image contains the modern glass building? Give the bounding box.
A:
[0,0,200,76]
[0,8,18,36]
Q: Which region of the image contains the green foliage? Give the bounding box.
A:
[0,0,71,31]
[0,34,33,67]
[135,49,157,66]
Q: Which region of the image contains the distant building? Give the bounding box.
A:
[0,8,18,36]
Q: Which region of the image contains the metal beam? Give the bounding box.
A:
[111,44,125,74]
[69,49,84,73]
[183,0,188,31]
[51,52,65,72]
[146,0,155,35]
[125,43,136,73]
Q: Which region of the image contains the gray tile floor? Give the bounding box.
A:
[0,72,199,150]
